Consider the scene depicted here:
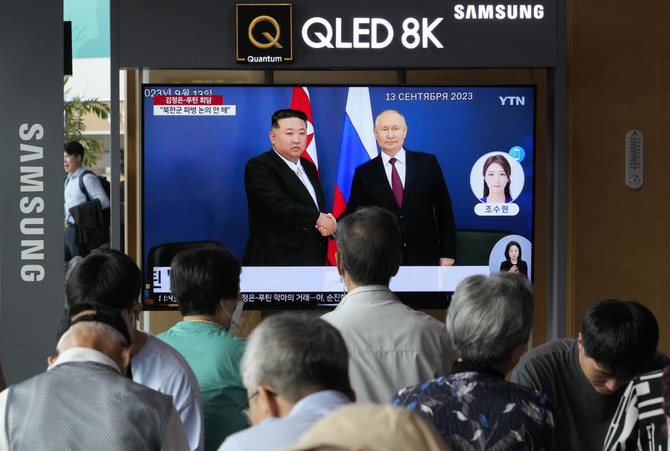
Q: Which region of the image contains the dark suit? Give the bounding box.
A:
[500,260,528,277]
[345,150,456,265]
[243,150,327,266]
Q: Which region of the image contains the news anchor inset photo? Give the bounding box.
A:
[488,235,532,280]
[499,240,528,277]
[471,151,524,216]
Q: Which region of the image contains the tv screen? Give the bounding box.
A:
[142,84,535,309]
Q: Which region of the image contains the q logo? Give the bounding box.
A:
[236,4,293,63]
[248,15,283,49]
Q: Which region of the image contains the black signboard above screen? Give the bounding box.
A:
[142,85,535,310]
[118,0,557,69]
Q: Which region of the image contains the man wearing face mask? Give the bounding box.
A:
[158,243,247,451]
[66,248,204,451]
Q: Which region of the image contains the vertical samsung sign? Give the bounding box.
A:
[0,0,65,383]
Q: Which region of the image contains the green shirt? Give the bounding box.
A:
[158,321,247,451]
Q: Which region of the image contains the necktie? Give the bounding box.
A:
[390,157,403,207]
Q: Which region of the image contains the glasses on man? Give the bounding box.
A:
[240,388,277,426]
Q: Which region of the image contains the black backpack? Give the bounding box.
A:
[79,170,111,226]
[79,169,110,200]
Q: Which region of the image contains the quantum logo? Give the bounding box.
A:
[248,15,283,49]
[236,4,293,63]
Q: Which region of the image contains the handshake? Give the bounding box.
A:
[316,213,337,237]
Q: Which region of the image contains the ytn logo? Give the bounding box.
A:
[500,96,525,106]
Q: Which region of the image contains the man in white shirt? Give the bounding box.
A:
[322,206,454,403]
[66,248,204,450]
[0,302,188,451]
[64,141,110,259]
[219,314,354,451]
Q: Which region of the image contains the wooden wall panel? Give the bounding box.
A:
[568,0,670,353]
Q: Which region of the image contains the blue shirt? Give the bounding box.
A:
[64,167,109,224]
[218,390,351,451]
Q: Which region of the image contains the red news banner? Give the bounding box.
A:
[153,95,236,116]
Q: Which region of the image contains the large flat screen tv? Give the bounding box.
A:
[142,84,535,309]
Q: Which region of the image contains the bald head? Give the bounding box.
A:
[54,321,132,375]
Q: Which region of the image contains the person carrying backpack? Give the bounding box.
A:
[64,141,110,260]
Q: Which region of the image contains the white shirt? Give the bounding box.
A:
[322,285,453,403]
[0,347,189,451]
[133,332,205,451]
[273,149,319,210]
[64,167,110,224]
[218,390,351,451]
[381,148,407,188]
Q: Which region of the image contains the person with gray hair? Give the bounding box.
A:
[322,206,453,403]
[0,303,188,450]
[218,314,353,451]
[392,272,556,450]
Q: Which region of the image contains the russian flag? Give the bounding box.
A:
[327,87,377,265]
[290,87,319,171]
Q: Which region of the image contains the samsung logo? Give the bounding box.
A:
[18,123,46,282]
[454,4,545,20]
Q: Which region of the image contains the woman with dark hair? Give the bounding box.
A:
[500,240,528,276]
[481,154,512,203]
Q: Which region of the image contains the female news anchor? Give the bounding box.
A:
[481,154,512,203]
[500,240,528,277]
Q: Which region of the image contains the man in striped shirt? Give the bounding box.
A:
[603,367,667,451]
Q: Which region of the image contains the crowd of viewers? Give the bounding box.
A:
[1,205,669,450]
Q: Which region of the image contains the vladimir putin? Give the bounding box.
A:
[345,109,456,266]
